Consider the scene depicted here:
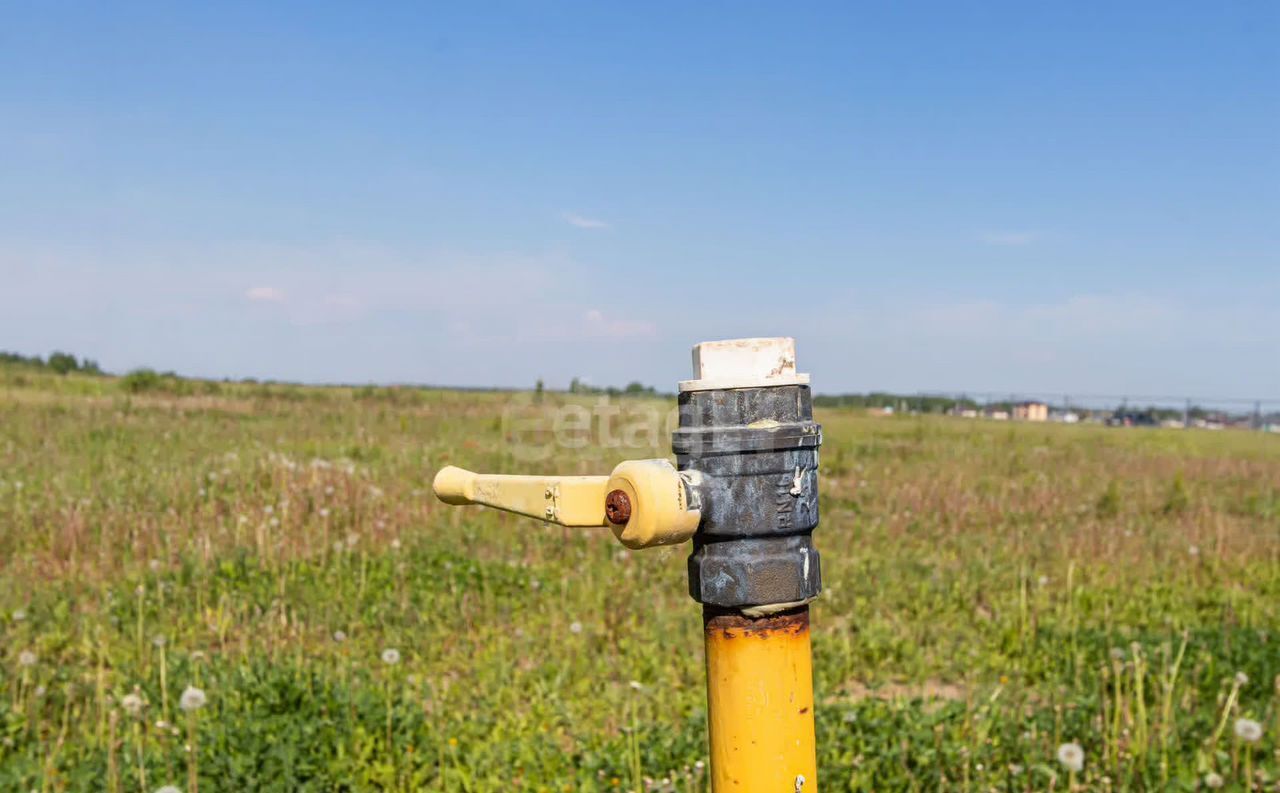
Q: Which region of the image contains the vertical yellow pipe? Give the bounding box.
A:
[703,606,817,792]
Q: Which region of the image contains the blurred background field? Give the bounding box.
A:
[1,365,1277,792]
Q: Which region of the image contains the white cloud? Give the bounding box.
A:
[245,286,285,303]
[979,230,1037,246]
[582,308,656,339]
[562,211,610,230]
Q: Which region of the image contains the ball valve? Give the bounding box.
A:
[432,337,823,792]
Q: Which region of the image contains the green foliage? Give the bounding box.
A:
[1097,479,1123,518]
[121,367,163,393]
[1163,471,1191,515]
[0,349,102,376]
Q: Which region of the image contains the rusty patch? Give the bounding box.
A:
[704,605,809,638]
[604,489,632,525]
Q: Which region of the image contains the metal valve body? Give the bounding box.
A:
[677,384,822,610]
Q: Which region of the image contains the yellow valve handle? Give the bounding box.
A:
[432,459,701,550]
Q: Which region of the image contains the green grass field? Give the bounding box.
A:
[1,367,1277,791]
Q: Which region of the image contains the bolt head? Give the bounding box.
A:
[604,489,632,525]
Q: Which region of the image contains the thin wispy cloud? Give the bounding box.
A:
[245,286,286,303]
[583,308,656,339]
[979,230,1037,246]
[561,211,610,230]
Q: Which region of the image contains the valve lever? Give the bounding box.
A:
[431,459,700,549]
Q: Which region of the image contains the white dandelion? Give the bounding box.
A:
[12,608,25,622]
[1234,671,1249,687]
[381,648,401,666]
[569,621,583,634]
[152,635,166,648]
[333,630,347,643]
[1204,771,1224,789]
[1056,742,1084,773]
[154,786,182,793]
[121,693,144,716]
[318,508,330,518]
[629,680,643,691]
[179,686,207,712]
[1234,717,1263,743]
[18,650,37,668]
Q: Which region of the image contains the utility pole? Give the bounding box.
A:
[432,338,823,791]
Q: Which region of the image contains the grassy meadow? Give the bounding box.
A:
[1,365,1278,791]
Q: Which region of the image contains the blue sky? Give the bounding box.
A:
[2,2,1277,395]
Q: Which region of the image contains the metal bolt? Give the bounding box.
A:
[604,489,632,524]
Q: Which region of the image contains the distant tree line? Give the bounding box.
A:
[0,350,102,375]
[814,393,979,413]
[566,377,663,398]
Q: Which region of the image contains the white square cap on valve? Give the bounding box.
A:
[678,337,810,392]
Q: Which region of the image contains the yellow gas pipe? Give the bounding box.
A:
[704,606,817,791]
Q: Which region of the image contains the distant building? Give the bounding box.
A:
[1012,401,1049,422]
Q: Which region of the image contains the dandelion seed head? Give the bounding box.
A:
[1234,671,1249,687]
[1056,742,1084,772]
[121,693,144,715]
[11,609,25,622]
[1204,772,1224,789]
[1188,544,1200,556]
[179,686,207,712]
[152,635,166,648]
[569,621,583,634]
[1234,717,1263,743]
[381,648,401,666]
[333,630,347,643]
[155,786,182,793]
[18,650,37,668]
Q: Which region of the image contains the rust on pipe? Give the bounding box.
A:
[703,605,809,637]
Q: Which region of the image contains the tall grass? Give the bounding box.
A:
[0,368,1277,790]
